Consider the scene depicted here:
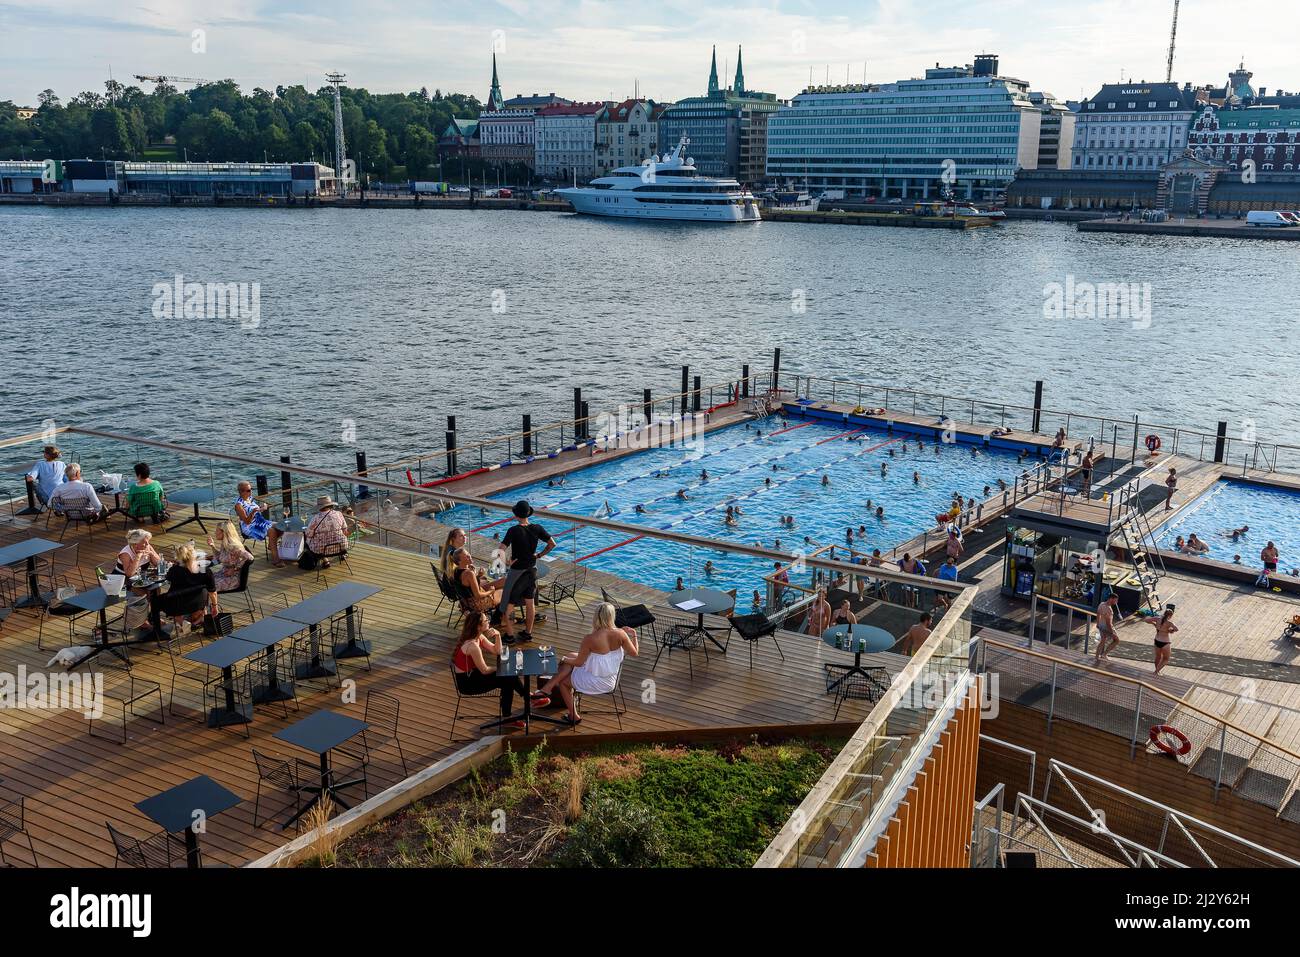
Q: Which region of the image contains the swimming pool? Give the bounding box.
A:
[1157,479,1300,569]
[436,418,1027,595]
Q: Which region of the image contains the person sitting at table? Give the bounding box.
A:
[233,480,283,557]
[830,599,857,627]
[452,611,549,728]
[301,495,349,569]
[454,547,503,617]
[439,526,469,581]
[158,541,216,635]
[804,587,832,636]
[25,445,67,507]
[206,521,254,615]
[108,529,160,634]
[536,602,638,725]
[125,462,167,523]
[47,463,107,522]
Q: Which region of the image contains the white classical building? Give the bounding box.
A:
[534,102,606,182]
[1071,82,1201,171]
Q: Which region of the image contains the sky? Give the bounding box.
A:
[2,0,1299,106]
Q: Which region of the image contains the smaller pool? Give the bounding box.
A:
[1157,479,1300,568]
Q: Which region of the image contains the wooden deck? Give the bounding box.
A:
[0,509,890,868]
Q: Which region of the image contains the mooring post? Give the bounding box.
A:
[580,401,590,440]
[742,364,750,398]
[773,348,781,392]
[643,388,652,426]
[446,415,457,476]
[255,474,268,498]
[573,388,583,440]
[1032,380,1043,434]
[693,375,702,413]
[355,450,369,499]
[680,365,689,417]
[1214,420,1228,463]
[522,415,532,457]
[279,455,293,514]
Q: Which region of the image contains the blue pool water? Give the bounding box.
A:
[1157,480,1300,569]
[437,419,1029,594]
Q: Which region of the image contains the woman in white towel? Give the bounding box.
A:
[537,602,638,725]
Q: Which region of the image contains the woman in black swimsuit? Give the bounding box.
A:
[1142,605,1178,675]
[830,599,857,627]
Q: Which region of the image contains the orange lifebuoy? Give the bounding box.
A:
[1149,724,1190,755]
[1145,434,1162,453]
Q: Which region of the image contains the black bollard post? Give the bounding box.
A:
[1032,380,1044,434]
[279,455,293,515]
[580,402,590,440]
[522,415,532,457]
[742,364,750,398]
[643,388,652,426]
[255,474,269,497]
[680,365,689,417]
[1214,421,1228,463]
[773,348,781,392]
[446,415,457,476]
[18,477,39,516]
[693,375,702,413]
[573,388,583,440]
[355,451,369,500]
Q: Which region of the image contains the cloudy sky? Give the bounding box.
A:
[2,0,1298,106]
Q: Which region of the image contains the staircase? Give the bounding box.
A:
[1117,496,1168,615]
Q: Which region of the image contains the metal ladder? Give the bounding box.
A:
[1117,500,1166,614]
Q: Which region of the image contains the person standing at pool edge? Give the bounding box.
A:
[1095,594,1121,662]
[1164,467,1177,510]
[498,500,554,644]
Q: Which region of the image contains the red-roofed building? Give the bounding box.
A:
[534,102,607,182]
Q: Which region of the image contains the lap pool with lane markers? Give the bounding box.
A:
[436,419,1028,594]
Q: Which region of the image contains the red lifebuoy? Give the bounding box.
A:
[1149,724,1190,755]
[1144,434,1162,453]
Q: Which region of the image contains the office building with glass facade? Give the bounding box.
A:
[766,56,1043,201]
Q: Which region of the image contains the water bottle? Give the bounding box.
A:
[515,650,524,671]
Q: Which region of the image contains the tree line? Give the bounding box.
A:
[0,80,523,181]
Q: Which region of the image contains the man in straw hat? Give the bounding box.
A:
[303,494,349,569]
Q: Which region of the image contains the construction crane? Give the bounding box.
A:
[133,75,211,88]
[1165,0,1180,83]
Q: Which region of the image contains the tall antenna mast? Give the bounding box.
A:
[1165,0,1180,83]
[326,71,347,191]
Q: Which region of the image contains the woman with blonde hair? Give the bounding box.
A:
[207,521,254,615]
[158,541,216,634]
[440,527,468,580]
[113,528,161,580]
[537,602,638,726]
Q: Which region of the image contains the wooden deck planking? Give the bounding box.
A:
[0,511,882,868]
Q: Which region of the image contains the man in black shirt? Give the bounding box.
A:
[498,500,555,643]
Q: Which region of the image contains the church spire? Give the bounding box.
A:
[734,45,745,94]
[708,45,719,95]
[487,51,504,111]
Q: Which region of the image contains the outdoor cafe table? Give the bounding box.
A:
[166,488,217,534]
[484,646,569,735]
[184,636,264,728]
[135,774,241,869]
[61,587,158,668]
[273,581,381,676]
[666,587,735,652]
[821,623,895,697]
[230,616,305,704]
[2,461,42,516]
[273,710,369,829]
[0,538,62,609]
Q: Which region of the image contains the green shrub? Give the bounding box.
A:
[554,795,666,868]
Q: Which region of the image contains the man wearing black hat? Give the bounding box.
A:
[499,499,554,643]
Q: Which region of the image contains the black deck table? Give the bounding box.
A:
[166,488,217,533]
[0,538,63,610]
[62,587,152,667]
[273,581,381,674]
[273,710,368,829]
[482,646,570,735]
[3,462,43,517]
[230,616,305,704]
[135,774,241,869]
[666,587,736,653]
[184,636,265,728]
[821,623,895,697]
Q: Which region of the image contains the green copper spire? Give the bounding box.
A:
[708,45,719,95]
[487,51,504,111]
[734,45,744,94]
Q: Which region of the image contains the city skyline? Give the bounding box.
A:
[3,0,1300,106]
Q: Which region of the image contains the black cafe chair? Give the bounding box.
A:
[599,587,657,643]
[251,748,315,831]
[728,612,784,669]
[217,557,257,625]
[0,794,38,866]
[107,820,186,868]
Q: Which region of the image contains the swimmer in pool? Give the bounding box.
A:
[881,462,888,477]
[764,477,771,487]
[875,506,885,520]
[821,475,830,487]
[858,525,867,538]
[700,469,709,482]
[913,471,921,484]
[888,448,896,458]
[1228,525,1249,540]
[634,504,647,514]
[983,485,991,497]
[675,577,685,591]
[1186,534,1209,555]
[703,561,715,576]
[676,489,689,500]
[997,478,1008,491]
[1233,554,1243,564]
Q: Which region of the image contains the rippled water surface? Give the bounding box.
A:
[2,206,1296,472]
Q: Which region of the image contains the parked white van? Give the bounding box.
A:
[1246,210,1293,227]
